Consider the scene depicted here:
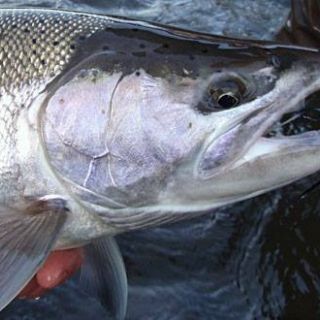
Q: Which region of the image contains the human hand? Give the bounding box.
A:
[18,248,84,299]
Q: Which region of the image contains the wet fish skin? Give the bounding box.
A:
[0,9,106,210]
[0,7,320,320]
[0,8,314,246]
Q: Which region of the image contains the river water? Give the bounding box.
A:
[2,1,320,319]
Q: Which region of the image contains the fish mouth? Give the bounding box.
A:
[196,63,320,185]
[239,91,320,167]
[265,91,320,138]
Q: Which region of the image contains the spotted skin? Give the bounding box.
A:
[0,10,107,203]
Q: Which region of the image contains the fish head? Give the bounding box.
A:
[158,56,320,210]
[41,37,320,215]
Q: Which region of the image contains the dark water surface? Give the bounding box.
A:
[2,1,320,319]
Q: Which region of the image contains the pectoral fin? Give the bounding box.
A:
[0,198,67,311]
[80,237,128,320]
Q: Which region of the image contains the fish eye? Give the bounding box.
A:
[217,92,240,108]
[197,74,248,114]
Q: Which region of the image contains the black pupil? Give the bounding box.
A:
[217,94,238,108]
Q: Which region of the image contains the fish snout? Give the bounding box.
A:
[196,63,320,180]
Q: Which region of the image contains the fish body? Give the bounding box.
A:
[1,7,320,319]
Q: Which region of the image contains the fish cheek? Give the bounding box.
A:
[41,67,200,207]
[41,70,120,192]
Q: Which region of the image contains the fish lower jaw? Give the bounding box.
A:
[170,131,320,211]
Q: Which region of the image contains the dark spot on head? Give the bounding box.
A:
[135,71,141,77]
[168,256,177,264]
[101,109,106,115]
[92,70,99,77]
[188,122,193,129]
[59,98,65,104]
[267,55,281,68]
[132,51,146,58]
[70,44,76,50]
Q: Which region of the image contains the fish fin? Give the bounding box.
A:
[98,209,202,231]
[276,0,320,47]
[0,198,67,311]
[80,236,128,320]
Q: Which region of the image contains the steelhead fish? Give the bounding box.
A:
[1,1,320,319]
